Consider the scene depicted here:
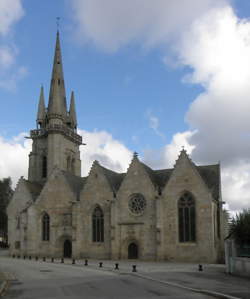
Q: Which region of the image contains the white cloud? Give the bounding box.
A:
[0,0,25,90]
[0,46,15,69]
[78,129,132,176]
[0,0,24,36]
[146,110,165,140]
[0,129,132,187]
[0,133,31,186]
[70,0,227,51]
[143,130,195,169]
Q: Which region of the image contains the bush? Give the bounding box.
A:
[230,209,250,245]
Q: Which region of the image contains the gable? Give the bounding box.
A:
[118,158,156,195]
[35,170,77,208]
[7,178,35,216]
[80,161,114,195]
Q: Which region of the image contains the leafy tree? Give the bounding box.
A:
[230,209,250,245]
[0,177,13,245]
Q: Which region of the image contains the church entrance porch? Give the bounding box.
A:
[128,242,138,259]
[63,240,72,258]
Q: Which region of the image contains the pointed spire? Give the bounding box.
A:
[37,85,46,125]
[69,91,77,129]
[48,31,67,120]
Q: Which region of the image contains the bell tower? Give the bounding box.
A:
[28,31,82,183]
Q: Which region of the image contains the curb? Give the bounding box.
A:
[133,273,241,299]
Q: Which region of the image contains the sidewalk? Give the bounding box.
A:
[2,256,250,298]
[76,260,250,299]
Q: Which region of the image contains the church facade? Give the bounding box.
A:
[7,32,225,262]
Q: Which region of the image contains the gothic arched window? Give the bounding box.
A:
[71,159,75,174]
[42,156,47,178]
[92,206,104,242]
[178,192,196,242]
[42,213,50,241]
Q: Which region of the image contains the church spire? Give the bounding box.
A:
[37,85,46,127]
[47,31,67,121]
[69,91,77,129]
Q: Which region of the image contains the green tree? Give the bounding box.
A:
[0,177,13,244]
[230,209,250,245]
[0,177,13,209]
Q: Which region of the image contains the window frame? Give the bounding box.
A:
[178,192,196,243]
[42,212,50,241]
[92,206,104,243]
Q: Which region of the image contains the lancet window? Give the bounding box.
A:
[178,192,196,242]
[42,156,47,178]
[42,213,50,241]
[92,206,104,242]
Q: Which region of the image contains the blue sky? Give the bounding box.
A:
[1,0,250,212]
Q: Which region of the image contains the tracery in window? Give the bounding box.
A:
[128,193,146,215]
[92,206,104,242]
[178,192,196,242]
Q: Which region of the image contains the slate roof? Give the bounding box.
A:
[23,162,220,201]
[100,165,126,192]
[196,164,220,200]
[98,162,220,200]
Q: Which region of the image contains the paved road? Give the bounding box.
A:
[0,257,214,299]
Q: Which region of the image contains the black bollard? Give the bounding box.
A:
[198,264,203,271]
[12,254,15,258]
[43,257,46,262]
[23,255,26,260]
[35,256,38,261]
[84,259,88,266]
[99,262,103,268]
[72,259,75,264]
[61,257,64,263]
[115,263,119,270]
[29,256,31,260]
[132,265,137,272]
[51,257,54,263]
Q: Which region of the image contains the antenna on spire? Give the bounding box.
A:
[56,17,60,31]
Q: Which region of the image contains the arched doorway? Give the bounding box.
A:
[63,240,72,258]
[128,242,138,259]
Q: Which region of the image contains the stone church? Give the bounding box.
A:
[7,32,225,262]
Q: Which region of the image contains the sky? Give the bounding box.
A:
[1,0,250,213]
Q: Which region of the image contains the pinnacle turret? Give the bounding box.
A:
[47,31,67,120]
[69,91,77,129]
[37,85,46,127]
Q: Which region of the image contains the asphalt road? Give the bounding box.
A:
[0,257,215,299]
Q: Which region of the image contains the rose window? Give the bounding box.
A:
[128,193,146,215]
